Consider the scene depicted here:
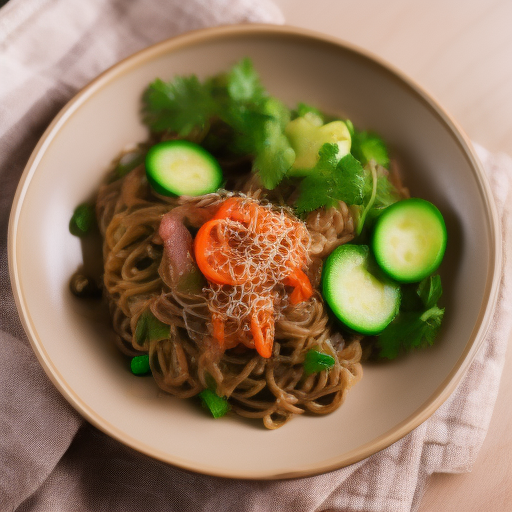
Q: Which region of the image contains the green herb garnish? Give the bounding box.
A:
[295,145,367,214]
[141,58,295,190]
[143,75,218,136]
[376,275,445,359]
[69,203,95,237]
[303,349,336,375]
[347,120,390,168]
[198,389,231,418]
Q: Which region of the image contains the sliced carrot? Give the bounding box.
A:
[215,197,271,233]
[283,268,314,305]
[214,197,245,221]
[194,219,237,285]
[250,309,274,358]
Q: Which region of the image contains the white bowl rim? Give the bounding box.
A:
[7,23,502,479]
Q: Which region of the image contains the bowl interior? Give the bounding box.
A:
[10,27,498,478]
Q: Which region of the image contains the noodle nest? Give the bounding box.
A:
[96,158,362,429]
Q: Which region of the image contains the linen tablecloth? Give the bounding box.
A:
[1,1,511,510]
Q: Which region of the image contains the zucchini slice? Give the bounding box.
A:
[322,245,400,335]
[145,140,223,197]
[372,198,447,283]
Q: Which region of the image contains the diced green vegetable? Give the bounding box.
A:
[285,115,351,176]
[145,140,223,197]
[322,244,401,335]
[303,349,335,375]
[198,389,230,418]
[372,198,447,283]
[69,203,95,237]
[130,354,151,376]
[135,310,171,347]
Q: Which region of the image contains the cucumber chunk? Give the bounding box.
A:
[322,245,401,335]
[145,140,223,196]
[285,114,351,176]
[372,198,447,283]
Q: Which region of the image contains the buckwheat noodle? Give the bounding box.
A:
[95,149,363,429]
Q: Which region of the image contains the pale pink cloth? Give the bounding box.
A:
[0,1,510,511]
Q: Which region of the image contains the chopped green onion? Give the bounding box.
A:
[303,349,335,375]
[130,354,151,376]
[198,389,230,418]
[135,310,170,346]
[69,203,95,237]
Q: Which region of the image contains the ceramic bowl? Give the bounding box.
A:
[8,24,501,479]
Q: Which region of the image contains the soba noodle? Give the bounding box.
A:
[95,152,363,429]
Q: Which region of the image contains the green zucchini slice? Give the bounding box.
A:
[322,245,401,335]
[145,140,223,197]
[372,198,447,283]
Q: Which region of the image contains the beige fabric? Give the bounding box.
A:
[0,1,510,511]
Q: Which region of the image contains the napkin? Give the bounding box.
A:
[1,1,511,511]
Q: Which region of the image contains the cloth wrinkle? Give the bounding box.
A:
[0,1,510,511]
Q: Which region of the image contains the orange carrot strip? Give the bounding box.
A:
[251,310,274,358]
[213,197,244,220]
[284,268,314,305]
[194,219,237,285]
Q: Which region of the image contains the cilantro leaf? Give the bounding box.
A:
[253,121,296,189]
[376,275,445,359]
[295,143,339,213]
[142,76,218,136]
[337,153,368,205]
[227,58,267,105]
[246,97,295,189]
[418,274,443,309]
[348,122,390,168]
[295,147,368,214]
[377,307,444,359]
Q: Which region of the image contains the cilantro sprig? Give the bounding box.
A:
[143,76,218,136]
[376,275,445,359]
[295,144,399,234]
[346,120,390,168]
[142,58,295,189]
[142,59,398,219]
[295,144,366,213]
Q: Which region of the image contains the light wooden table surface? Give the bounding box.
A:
[274,1,512,511]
